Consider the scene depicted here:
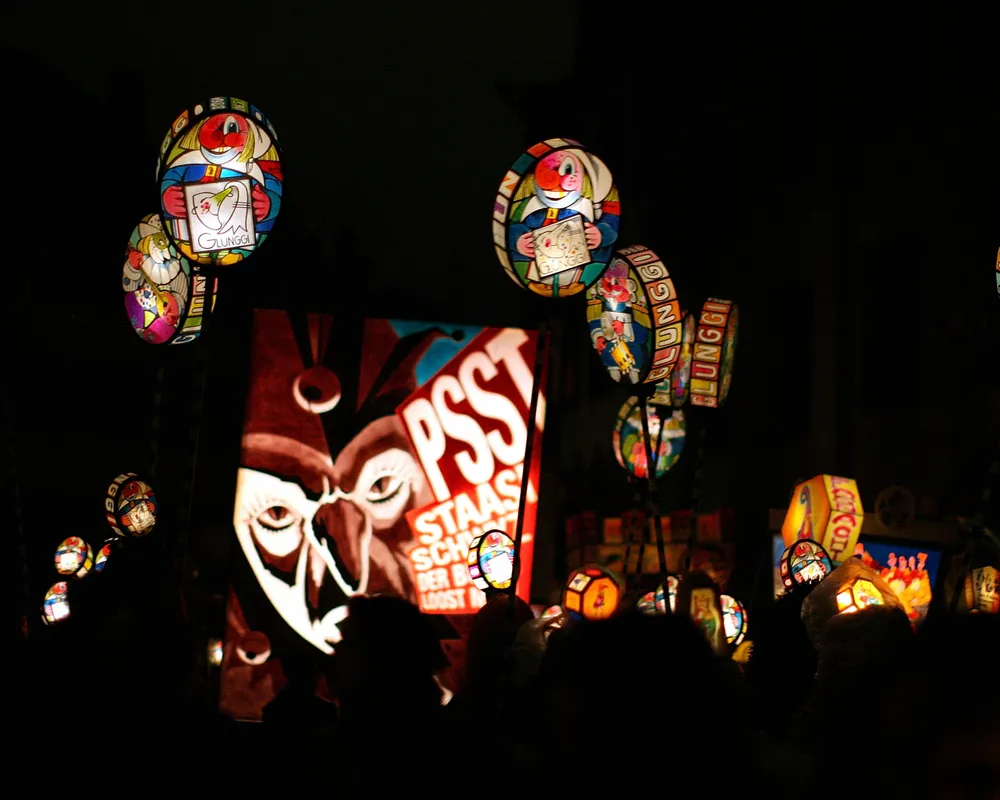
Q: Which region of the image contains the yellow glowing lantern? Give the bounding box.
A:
[781,475,865,563]
[835,578,885,615]
[467,529,516,591]
[732,640,754,664]
[563,566,621,621]
[690,298,738,408]
[54,537,93,579]
[971,565,998,613]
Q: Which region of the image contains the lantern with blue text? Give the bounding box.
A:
[563,566,621,621]
[493,139,620,297]
[157,98,282,266]
[122,214,218,345]
[637,575,679,615]
[780,539,833,590]
[690,298,738,408]
[781,475,865,564]
[42,582,71,626]
[105,473,158,538]
[613,397,687,479]
[586,246,682,386]
[468,529,516,592]
[720,594,748,646]
[54,537,93,579]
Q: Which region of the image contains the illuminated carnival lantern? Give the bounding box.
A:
[676,572,726,654]
[612,397,687,479]
[563,566,621,621]
[42,582,71,626]
[467,529,516,592]
[732,640,754,664]
[689,298,738,409]
[540,605,565,621]
[781,475,865,564]
[122,214,219,345]
[105,473,158,538]
[720,594,748,646]
[971,565,999,613]
[835,578,885,615]
[157,98,283,266]
[779,539,833,590]
[54,537,93,579]
[669,312,695,407]
[93,542,113,573]
[493,139,620,297]
[207,638,224,667]
[636,575,679,615]
[799,561,903,647]
[586,245,683,386]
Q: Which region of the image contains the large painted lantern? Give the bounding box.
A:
[122,214,218,345]
[781,475,864,564]
[586,245,683,386]
[105,473,158,538]
[157,98,282,266]
[42,582,71,626]
[612,397,686,479]
[563,566,621,621]
[690,298,738,408]
[493,139,620,297]
[54,537,93,580]
[720,594,748,646]
[467,529,516,592]
[779,539,833,590]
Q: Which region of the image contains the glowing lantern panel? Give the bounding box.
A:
[493,139,620,297]
[93,543,112,573]
[467,529,516,591]
[720,594,748,645]
[780,539,833,589]
[836,578,885,615]
[540,605,564,620]
[972,566,998,614]
[563,566,620,621]
[122,214,218,345]
[612,398,686,479]
[208,638,224,667]
[690,298,738,408]
[105,473,158,537]
[42,582,70,625]
[636,575,679,615]
[157,98,282,267]
[54,537,93,579]
[586,246,682,386]
[781,475,864,563]
[670,312,695,407]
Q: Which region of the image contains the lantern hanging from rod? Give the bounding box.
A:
[54,537,93,580]
[123,214,219,345]
[781,475,865,564]
[720,594,748,646]
[586,245,682,386]
[690,298,739,408]
[779,539,833,590]
[636,575,679,615]
[493,139,620,297]
[105,473,158,537]
[563,565,621,621]
[612,397,686,479]
[42,582,71,626]
[467,529,516,591]
[157,97,282,267]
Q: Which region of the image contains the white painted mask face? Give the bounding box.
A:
[233,417,431,653]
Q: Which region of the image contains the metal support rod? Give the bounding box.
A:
[641,400,671,613]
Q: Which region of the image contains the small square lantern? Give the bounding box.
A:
[467,529,516,592]
[105,474,158,537]
[781,475,865,563]
[720,594,748,646]
[563,566,621,621]
[54,537,93,580]
[779,539,833,589]
[689,298,738,408]
[42,582,71,626]
[835,578,885,615]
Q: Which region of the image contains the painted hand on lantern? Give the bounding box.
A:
[595,335,608,353]
[162,185,187,218]
[584,221,602,249]
[516,231,535,257]
[251,183,271,221]
[610,319,625,336]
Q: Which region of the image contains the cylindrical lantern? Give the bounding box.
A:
[720,594,748,646]
[781,475,865,563]
[105,473,158,537]
[612,397,686,479]
[122,214,219,345]
[636,575,679,615]
[676,572,726,653]
[54,537,93,579]
[93,542,113,573]
[779,539,833,589]
[690,298,738,408]
[493,139,620,297]
[586,246,683,386]
[467,529,516,591]
[563,565,621,621]
[42,582,71,626]
[157,98,282,266]
[670,311,695,406]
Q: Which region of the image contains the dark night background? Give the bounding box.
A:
[2,3,997,656]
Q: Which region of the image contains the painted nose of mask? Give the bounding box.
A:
[313,499,368,593]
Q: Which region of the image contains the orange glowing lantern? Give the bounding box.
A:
[781,475,865,563]
[563,566,621,621]
[835,578,885,615]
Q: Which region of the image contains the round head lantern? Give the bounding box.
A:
[122,214,218,345]
[104,474,158,537]
[493,139,620,297]
[42,582,71,626]
[563,566,621,621]
[586,246,683,386]
[780,539,833,590]
[157,98,282,266]
[720,594,748,646]
[467,529,516,592]
[612,397,687,479]
[54,537,93,579]
[690,298,738,408]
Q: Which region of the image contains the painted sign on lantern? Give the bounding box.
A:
[612,397,687,479]
[781,475,865,563]
[493,139,620,297]
[158,97,282,266]
[401,327,546,614]
[586,245,683,386]
[690,298,739,408]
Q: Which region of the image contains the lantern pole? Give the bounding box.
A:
[640,398,672,613]
[509,319,548,597]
